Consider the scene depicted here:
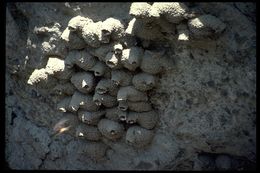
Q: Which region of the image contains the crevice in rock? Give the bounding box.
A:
[7,3,29,41]
[38,140,52,169]
[10,111,17,125]
[233,3,256,24]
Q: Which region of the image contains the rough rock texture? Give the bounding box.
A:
[5,2,256,170]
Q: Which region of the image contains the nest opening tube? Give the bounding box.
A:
[78,132,84,137]
[114,49,122,56]
[118,111,127,121]
[82,116,91,124]
[101,29,111,43]
[82,80,89,89]
[119,106,128,111]
[106,52,119,68]
[101,29,111,36]
[95,71,101,76]
[94,99,102,106]
[127,119,136,124]
[119,115,127,121]
[68,26,76,31]
[118,100,128,111]
[106,60,117,68]
[110,130,116,135]
[58,108,66,112]
[112,79,120,86]
[147,82,155,87]
[97,88,107,94]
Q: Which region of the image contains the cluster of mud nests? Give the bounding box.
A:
[27,2,227,161]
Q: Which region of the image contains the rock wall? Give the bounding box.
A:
[5,2,256,170]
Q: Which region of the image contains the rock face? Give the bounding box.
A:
[5,2,256,170]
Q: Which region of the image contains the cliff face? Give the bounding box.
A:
[5,2,256,170]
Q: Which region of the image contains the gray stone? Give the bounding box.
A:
[215,155,231,170]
